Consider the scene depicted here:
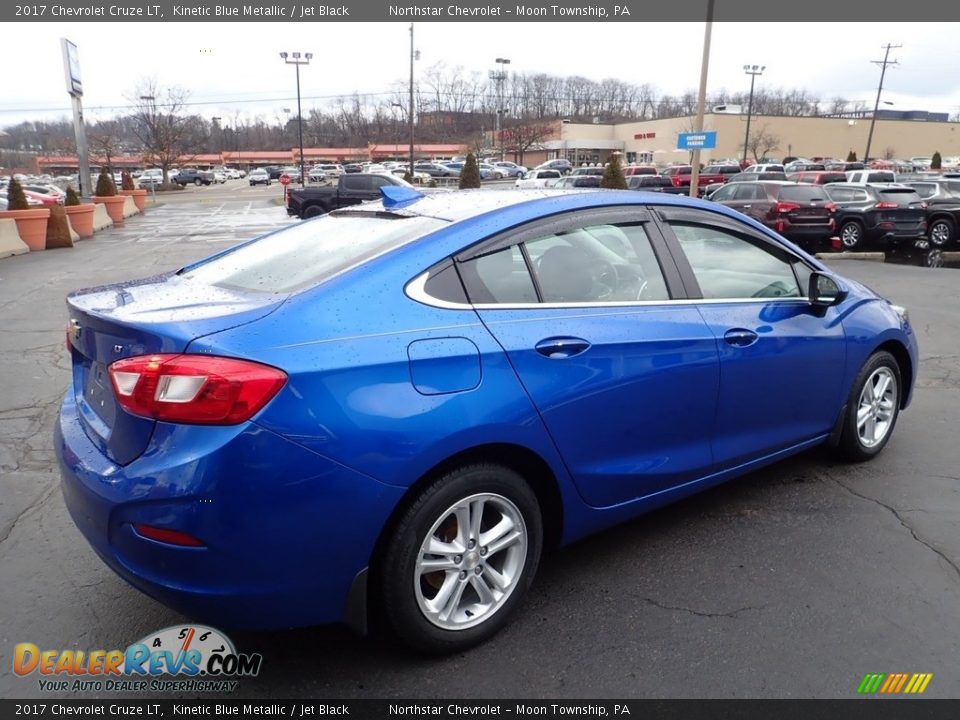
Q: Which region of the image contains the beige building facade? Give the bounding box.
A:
[548,114,960,166]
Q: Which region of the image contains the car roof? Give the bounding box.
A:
[343,188,796,227]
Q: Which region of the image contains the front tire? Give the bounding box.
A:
[839,351,902,461]
[839,220,864,250]
[379,464,543,654]
[928,217,954,247]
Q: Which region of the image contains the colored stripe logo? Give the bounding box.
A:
[858,673,933,694]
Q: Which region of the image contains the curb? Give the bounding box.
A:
[816,252,886,262]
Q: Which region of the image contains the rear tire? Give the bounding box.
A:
[378,464,543,655]
[193,178,202,187]
[838,351,901,462]
[302,205,325,219]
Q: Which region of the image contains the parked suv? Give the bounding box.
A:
[248,169,272,186]
[904,179,960,247]
[823,183,927,250]
[788,171,847,185]
[708,181,836,249]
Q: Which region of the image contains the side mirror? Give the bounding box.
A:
[808,271,848,307]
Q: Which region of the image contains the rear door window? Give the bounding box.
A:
[778,186,828,203]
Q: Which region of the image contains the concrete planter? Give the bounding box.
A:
[93,195,126,224]
[0,207,51,251]
[64,203,96,238]
[119,188,148,213]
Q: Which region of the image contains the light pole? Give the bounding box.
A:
[489,57,510,161]
[391,102,404,160]
[279,51,312,188]
[407,24,420,178]
[211,116,221,158]
[742,64,765,166]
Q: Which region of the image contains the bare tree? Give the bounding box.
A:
[743,125,780,162]
[89,120,123,171]
[128,79,196,185]
[499,119,556,166]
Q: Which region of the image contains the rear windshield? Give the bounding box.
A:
[180,214,445,293]
[878,188,923,206]
[778,186,828,202]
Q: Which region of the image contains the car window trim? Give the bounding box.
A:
[406,205,689,310]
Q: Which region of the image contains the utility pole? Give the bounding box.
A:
[490,58,510,162]
[864,43,900,163]
[742,65,765,166]
[688,0,714,198]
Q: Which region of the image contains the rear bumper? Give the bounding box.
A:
[55,391,404,630]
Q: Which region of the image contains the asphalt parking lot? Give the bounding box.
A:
[1,194,959,700]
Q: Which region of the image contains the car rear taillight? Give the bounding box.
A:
[133,524,206,547]
[108,354,287,425]
[874,201,898,209]
[824,202,837,213]
[776,202,801,213]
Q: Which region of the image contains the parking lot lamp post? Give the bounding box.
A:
[742,64,765,166]
[280,51,312,188]
[408,24,420,179]
[490,58,511,162]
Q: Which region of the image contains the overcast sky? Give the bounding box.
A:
[3,22,960,129]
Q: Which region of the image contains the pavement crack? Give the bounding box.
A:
[0,480,59,549]
[639,597,759,619]
[833,479,960,583]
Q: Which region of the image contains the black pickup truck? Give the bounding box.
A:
[286,173,410,219]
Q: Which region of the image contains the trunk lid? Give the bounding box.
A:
[66,272,285,465]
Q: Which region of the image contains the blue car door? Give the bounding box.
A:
[656,207,847,470]
[458,208,721,508]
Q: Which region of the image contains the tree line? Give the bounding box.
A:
[2,65,956,169]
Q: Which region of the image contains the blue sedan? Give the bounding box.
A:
[56,188,917,653]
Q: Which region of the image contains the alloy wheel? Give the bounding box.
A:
[414,493,527,631]
[929,221,952,247]
[856,367,898,448]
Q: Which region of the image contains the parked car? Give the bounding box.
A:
[703,171,789,198]
[491,161,527,178]
[623,165,659,177]
[21,188,62,206]
[22,184,65,203]
[743,163,786,174]
[571,167,605,177]
[661,165,728,193]
[535,159,574,175]
[343,164,363,174]
[822,183,927,250]
[626,175,688,194]
[138,169,165,187]
[248,169,272,186]
[787,171,848,185]
[824,161,866,172]
[555,176,603,188]
[415,162,459,178]
[708,181,836,249]
[212,171,227,184]
[903,179,960,247]
[515,169,562,189]
[478,164,506,180]
[286,172,413,218]
[173,169,215,187]
[309,164,344,182]
[56,188,918,653]
[845,170,897,184]
[784,161,826,173]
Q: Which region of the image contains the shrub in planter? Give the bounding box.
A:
[0,177,51,251]
[459,153,481,189]
[95,168,117,197]
[601,153,628,189]
[931,151,942,170]
[45,204,74,249]
[6,178,30,210]
[63,185,95,238]
[121,171,135,191]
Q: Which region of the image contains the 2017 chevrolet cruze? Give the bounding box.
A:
[56,188,917,654]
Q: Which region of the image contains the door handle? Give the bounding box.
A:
[742,204,752,208]
[535,337,591,359]
[723,328,759,348]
